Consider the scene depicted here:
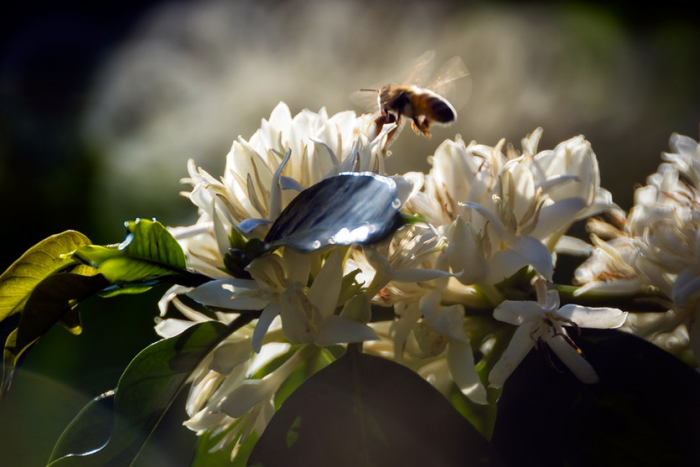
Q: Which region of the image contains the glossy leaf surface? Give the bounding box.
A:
[72,219,190,285]
[249,347,503,466]
[48,320,229,467]
[491,328,700,467]
[264,172,404,252]
[74,219,207,294]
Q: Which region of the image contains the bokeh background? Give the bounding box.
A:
[1,1,698,465]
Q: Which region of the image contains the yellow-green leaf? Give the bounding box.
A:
[72,219,189,286]
[0,231,91,322]
[1,273,109,397]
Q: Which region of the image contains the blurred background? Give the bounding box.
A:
[1,0,698,465]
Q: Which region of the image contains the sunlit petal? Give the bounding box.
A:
[557,304,627,328]
[493,301,544,325]
[546,333,599,384]
[188,279,270,310]
[447,341,487,404]
[489,324,535,387]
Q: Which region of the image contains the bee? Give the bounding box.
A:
[358,51,470,138]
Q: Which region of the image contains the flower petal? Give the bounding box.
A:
[672,269,700,307]
[489,324,536,387]
[219,380,272,418]
[509,236,554,281]
[315,315,379,346]
[557,304,627,329]
[308,248,344,316]
[447,341,488,404]
[188,279,269,310]
[530,197,587,239]
[339,292,372,323]
[423,304,468,342]
[546,333,599,383]
[392,303,423,363]
[279,285,315,344]
[251,302,281,353]
[282,247,311,285]
[154,318,197,338]
[447,216,489,285]
[463,201,508,240]
[554,235,593,256]
[493,300,544,325]
[211,341,252,374]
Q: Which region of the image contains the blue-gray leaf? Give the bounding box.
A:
[264,172,404,252]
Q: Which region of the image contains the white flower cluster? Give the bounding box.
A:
[575,134,700,362]
[156,101,670,457]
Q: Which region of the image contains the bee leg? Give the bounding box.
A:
[412,117,431,138]
[410,120,421,135]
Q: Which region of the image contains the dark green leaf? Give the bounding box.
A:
[264,173,404,253]
[0,231,91,321]
[271,346,342,409]
[491,328,700,467]
[49,391,116,458]
[2,273,109,397]
[249,346,503,467]
[48,320,231,467]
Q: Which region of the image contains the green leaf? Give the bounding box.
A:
[248,346,503,466]
[47,390,116,458]
[491,329,700,466]
[271,345,343,409]
[2,273,110,397]
[0,231,91,322]
[72,219,199,289]
[48,320,233,467]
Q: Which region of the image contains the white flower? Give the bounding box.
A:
[573,233,643,296]
[355,224,457,306]
[489,278,627,387]
[362,247,488,404]
[405,135,508,228]
[275,248,379,347]
[529,129,616,225]
[155,102,405,457]
[171,101,395,276]
[183,340,303,459]
[626,135,700,361]
[570,134,700,365]
[364,296,488,405]
[183,247,379,351]
[406,129,615,289]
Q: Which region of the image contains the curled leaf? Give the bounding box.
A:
[0,231,91,322]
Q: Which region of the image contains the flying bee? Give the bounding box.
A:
[356,51,470,138]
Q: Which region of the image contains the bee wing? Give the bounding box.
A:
[350,51,469,113]
[403,50,437,86]
[349,87,381,113]
[425,56,471,111]
[350,51,436,112]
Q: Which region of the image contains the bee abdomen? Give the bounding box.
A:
[427,95,456,123]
